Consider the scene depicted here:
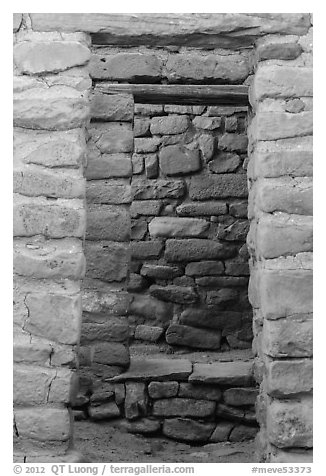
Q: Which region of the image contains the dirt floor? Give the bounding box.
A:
[74,420,256,463]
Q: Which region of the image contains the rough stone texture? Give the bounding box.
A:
[88,123,133,154]
[190,361,253,386]
[149,217,209,238]
[90,53,162,81]
[150,285,198,304]
[125,383,147,420]
[90,93,133,121]
[84,241,129,282]
[14,41,91,74]
[176,201,228,216]
[189,175,248,200]
[265,359,313,397]
[153,398,216,418]
[178,383,222,401]
[159,145,201,176]
[150,115,189,135]
[148,382,179,399]
[86,204,130,242]
[132,179,185,200]
[223,388,258,406]
[165,239,236,262]
[252,112,313,141]
[109,358,192,382]
[163,418,215,442]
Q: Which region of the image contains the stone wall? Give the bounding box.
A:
[247,25,313,462]
[13,13,313,464]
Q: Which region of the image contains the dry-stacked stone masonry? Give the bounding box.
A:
[13,13,313,463]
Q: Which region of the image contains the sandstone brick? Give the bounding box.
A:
[85,241,129,282]
[132,179,185,200]
[153,398,216,418]
[210,422,234,442]
[252,65,313,102]
[109,357,192,382]
[81,318,129,344]
[149,217,208,238]
[14,166,85,199]
[148,381,179,399]
[13,332,52,366]
[208,153,241,173]
[198,134,216,161]
[14,365,54,405]
[15,407,71,441]
[89,123,133,154]
[134,118,150,137]
[193,116,222,130]
[267,397,313,448]
[180,308,241,332]
[82,284,130,317]
[189,175,248,200]
[266,359,313,397]
[140,264,183,279]
[165,239,235,262]
[165,53,249,83]
[223,388,258,406]
[132,154,144,174]
[218,220,249,241]
[150,115,189,135]
[90,93,133,121]
[259,268,312,319]
[90,53,162,80]
[163,418,215,442]
[185,261,224,276]
[253,149,313,178]
[92,342,130,367]
[216,403,245,422]
[263,317,313,358]
[159,145,201,176]
[134,325,164,342]
[178,383,222,401]
[252,111,312,141]
[206,288,238,306]
[86,204,130,242]
[225,116,238,132]
[14,86,89,130]
[190,361,253,386]
[129,295,172,325]
[125,383,147,420]
[256,42,302,61]
[176,201,227,216]
[134,137,161,153]
[255,214,312,259]
[86,180,131,204]
[14,237,85,279]
[14,41,90,74]
[229,425,258,442]
[14,128,86,168]
[131,241,163,259]
[256,177,312,215]
[150,285,198,304]
[225,261,250,276]
[25,291,82,345]
[166,324,222,349]
[218,134,248,153]
[89,402,120,420]
[131,219,147,240]
[229,201,248,218]
[131,200,162,217]
[13,195,86,238]
[145,154,159,179]
[206,106,248,116]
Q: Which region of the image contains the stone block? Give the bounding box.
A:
[256,177,312,215]
[86,204,130,242]
[25,291,82,345]
[150,115,189,135]
[134,137,161,153]
[150,285,198,304]
[190,361,253,386]
[206,288,238,306]
[270,449,313,463]
[85,241,129,282]
[180,308,242,332]
[145,154,159,179]
[109,357,192,382]
[127,273,147,292]
[218,133,248,153]
[218,220,249,241]
[131,219,147,240]
[90,93,133,121]
[185,261,224,276]
[178,383,222,401]
[131,241,163,259]
[134,118,150,137]
[149,217,208,238]
[255,214,313,259]
[132,154,144,174]
[159,145,201,176]
[90,53,162,81]
[166,324,222,349]
[89,123,133,154]
[263,317,313,358]
[14,365,54,405]
[266,359,313,397]
[216,404,245,422]
[89,402,120,420]
[225,261,250,276]
[256,41,302,61]
[134,325,164,343]
[14,41,90,74]
[210,422,234,442]
[252,112,313,140]
[14,128,86,169]
[252,65,313,102]
[165,239,236,262]
[135,104,164,116]
[86,180,131,204]
[92,342,130,367]
[176,201,227,216]
[267,397,313,448]
[129,295,172,325]
[14,166,85,199]
[223,388,258,406]
[198,134,216,161]
[153,398,216,418]
[208,153,241,173]
[14,237,85,279]
[253,149,313,179]
[85,154,132,179]
[225,116,238,132]
[13,332,52,366]
[140,264,183,280]
[125,382,147,420]
[130,200,162,217]
[148,381,179,399]
[193,116,222,130]
[132,179,185,200]
[229,425,258,442]
[163,418,215,442]
[81,317,129,344]
[15,407,71,441]
[14,86,89,130]
[229,201,248,218]
[189,175,248,200]
[14,195,86,238]
[259,268,313,319]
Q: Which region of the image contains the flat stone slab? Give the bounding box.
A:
[189,361,253,386]
[107,358,192,382]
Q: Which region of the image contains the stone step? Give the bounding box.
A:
[107,358,192,382]
[189,361,253,386]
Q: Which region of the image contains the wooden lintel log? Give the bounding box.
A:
[95,84,249,106]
